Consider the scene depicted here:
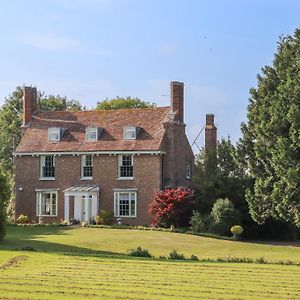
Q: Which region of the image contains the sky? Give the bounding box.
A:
[0,0,299,153]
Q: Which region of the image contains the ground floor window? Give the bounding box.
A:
[36,191,58,216]
[114,191,136,217]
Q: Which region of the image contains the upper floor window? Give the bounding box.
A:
[36,191,57,216]
[48,128,60,142]
[40,155,55,179]
[186,162,191,179]
[123,126,137,140]
[86,127,98,141]
[81,155,93,179]
[118,155,133,179]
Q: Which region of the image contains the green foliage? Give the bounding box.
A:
[231,225,243,239]
[127,246,152,258]
[189,210,205,233]
[39,95,84,111]
[211,198,240,236]
[194,138,251,214]
[168,250,185,260]
[94,210,114,225]
[0,168,10,240]
[16,215,29,224]
[96,96,155,110]
[190,254,199,261]
[242,28,300,227]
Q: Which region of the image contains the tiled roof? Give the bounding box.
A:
[15,106,174,153]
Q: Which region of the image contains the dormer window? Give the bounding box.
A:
[48,128,60,142]
[124,126,138,140]
[86,127,98,141]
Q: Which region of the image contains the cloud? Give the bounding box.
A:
[18,32,80,51]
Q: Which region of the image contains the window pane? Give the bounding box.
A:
[42,156,55,178]
[82,155,93,178]
[119,155,133,177]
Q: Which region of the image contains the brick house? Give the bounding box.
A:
[14,81,198,225]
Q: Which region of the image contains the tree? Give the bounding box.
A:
[194,138,249,214]
[39,95,83,111]
[242,28,300,227]
[0,167,10,240]
[211,198,240,236]
[148,187,195,228]
[96,96,155,110]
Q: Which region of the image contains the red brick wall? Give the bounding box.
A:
[170,81,184,123]
[15,154,161,225]
[161,122,194,188]
[23,87,37,126]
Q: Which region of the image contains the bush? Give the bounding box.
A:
[128,246,152,258]
[94,210,114,225]
[148,187,195,227]
[16,215,29,224]
[211,198,240,236]
[190,254,199,261]
[189,210,205,233]
[168,250,185,260]
[231,225,243,239]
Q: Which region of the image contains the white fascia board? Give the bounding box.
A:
[14,150,166,157]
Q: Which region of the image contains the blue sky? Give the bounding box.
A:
[0,0,299,151]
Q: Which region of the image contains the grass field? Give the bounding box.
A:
[1,226,300,299]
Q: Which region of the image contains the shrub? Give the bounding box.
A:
[231,225,243,239]
[190,255,199,261]
[189,210,205,233]
[168,250,185,260]
[128,246,152,258]
[70,218,79,225]
[94,210,114,225]
[60,220,68,226]
[148,187,195,227]
[16,214,29,224]
[211,198,240,235]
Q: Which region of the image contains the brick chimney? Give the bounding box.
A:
[205,114,217,152]
[170,81,184,122]
[23,87,37,126]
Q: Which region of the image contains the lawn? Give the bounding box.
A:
[1,226,300,299]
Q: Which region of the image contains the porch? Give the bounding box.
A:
[64,185,99,224]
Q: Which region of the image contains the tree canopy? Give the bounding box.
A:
[96,96,155,110]
[242,28,300,227]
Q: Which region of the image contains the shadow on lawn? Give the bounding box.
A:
[0,225,124,258]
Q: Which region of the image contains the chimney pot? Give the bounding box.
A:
[23,86,37,126]
[170,81,184,122]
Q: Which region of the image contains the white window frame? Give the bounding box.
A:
[40,155,55,180]
[86,127,98,141]
[81,154,93,180]
[36,191,58,217]
[123,126,136,140]
[186,162,191,179]
[48,127,60,142]
[114,191,137,218]
[118,154,133,180]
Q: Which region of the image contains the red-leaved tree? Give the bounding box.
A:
[148,187,195,228]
